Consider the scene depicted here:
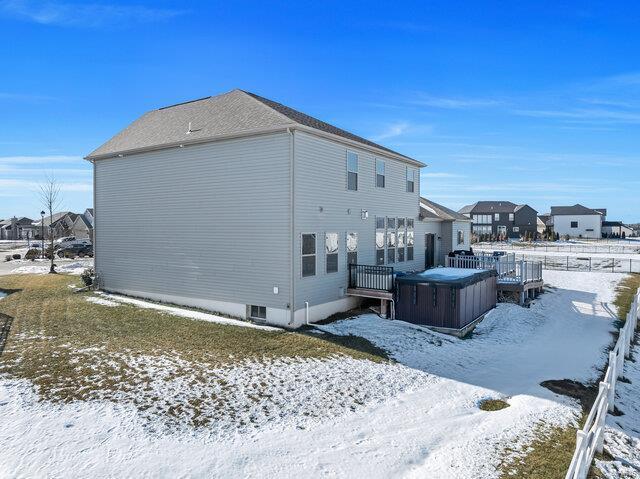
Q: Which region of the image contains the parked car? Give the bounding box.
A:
[57,244,93,258]
[449,249,474,257]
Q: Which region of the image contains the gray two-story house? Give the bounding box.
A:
[459,201,538,239]
[86,89,426,328]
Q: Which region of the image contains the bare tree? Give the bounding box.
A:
[39,176,62,274]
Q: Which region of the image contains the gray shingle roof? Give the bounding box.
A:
[458,201,519,214]
[550,204,604,216]
[420,197,471,222]
[86,89,421,164]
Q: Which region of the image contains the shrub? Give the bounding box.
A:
[4,255,11,262]
[12,253,21,260]
[81,268,95,287]
[24,249,39,260]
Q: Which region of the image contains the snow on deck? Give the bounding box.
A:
[0,270,626,478]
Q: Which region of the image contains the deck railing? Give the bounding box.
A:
[446,253,542,285]
[565,287,640,479]
[348,264,395,291]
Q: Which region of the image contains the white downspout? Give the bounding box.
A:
[305,301,310,325]
[288,128,296,326]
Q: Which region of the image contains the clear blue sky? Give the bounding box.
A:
[1,1,638,222]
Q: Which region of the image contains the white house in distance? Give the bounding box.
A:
[87,89,432,328]
[549,204,606,239]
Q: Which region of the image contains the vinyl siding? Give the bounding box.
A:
[292,131,423,312]
[94,133,291,314]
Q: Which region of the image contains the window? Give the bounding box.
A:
[509,213,514,221]
[376,216,385,229]
[325,232,338,273]
[301,233,316,277]
[494,213,500,221]
[376,159,385,188]
[571,221,578,228]
[457,230,465,245]
[347,151,358,191]
[250,305,267,320]
[473,214,492,224]
[386,217,396,229]
[473,225,491,235]
[406,168,415,192]
[387,229,396,264]
[513,226,520,233]
[407,220,414,260]
[346,232,358,265]
[398,218,405,228]
[397,229,405,262]
[375,224,385,265]
[497,225,507,237]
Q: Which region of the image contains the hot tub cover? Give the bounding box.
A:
[396,267,497,288]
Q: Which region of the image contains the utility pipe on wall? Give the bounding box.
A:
[305,301,309,325]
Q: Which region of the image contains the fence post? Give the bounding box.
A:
[596,382,608,454]
[625,314,632,358]
[608,351,617,411]
[567,256,569,271]
[617,332,625,379]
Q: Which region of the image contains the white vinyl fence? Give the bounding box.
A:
[565,287,640,479]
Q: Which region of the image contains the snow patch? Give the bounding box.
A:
[98,292,280,332]
[84,296,119,307]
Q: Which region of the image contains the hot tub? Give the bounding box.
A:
[394,267,497,336]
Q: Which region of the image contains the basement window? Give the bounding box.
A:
[250,305,267,320]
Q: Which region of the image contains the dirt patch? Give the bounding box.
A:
[540,379,596,411]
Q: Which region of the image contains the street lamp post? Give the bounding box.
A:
[40,210,45,259]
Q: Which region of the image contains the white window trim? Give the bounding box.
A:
[346,150,358,191]
[301,232,317,278]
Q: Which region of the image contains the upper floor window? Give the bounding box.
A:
[571,221,578,228]
[301,233,316,277]
[406,168,415,192]
[347,151,358,191]
[325,232,338,273]
[509,213,514,221]
[473,214,492,224]
[376,159,385,188]
[494,213,500,221]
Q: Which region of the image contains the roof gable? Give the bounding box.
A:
[421,197,471,222]
[86,89,420,165]
[550,204,604,216]
[458,201,518,214]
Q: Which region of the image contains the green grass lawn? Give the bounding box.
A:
[0,274,386,412]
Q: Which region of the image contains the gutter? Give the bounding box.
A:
[85,124,426,168]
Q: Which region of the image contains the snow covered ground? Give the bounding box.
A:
[596,337,640,478]
[0,271,627,478]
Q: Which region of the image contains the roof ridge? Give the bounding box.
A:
[238,90,298,126]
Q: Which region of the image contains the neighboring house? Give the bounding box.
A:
[0,217,36,240]
[32,211,75,240]
[419,197,471,267]
[549,204,606,239]
[458,201,538,239]
[72,213,94,240]
[87,89,426,328]
[537,214,553,237]
[602,221,634,238]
